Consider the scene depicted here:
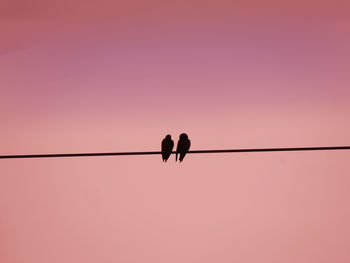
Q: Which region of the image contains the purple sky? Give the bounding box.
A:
[1,1,350,262]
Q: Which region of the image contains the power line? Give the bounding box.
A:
[1,146,349,159]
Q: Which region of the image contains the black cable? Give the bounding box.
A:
[1,146,349,159]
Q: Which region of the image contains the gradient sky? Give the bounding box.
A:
[1,1,350,262]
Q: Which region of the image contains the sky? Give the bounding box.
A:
[1,0,350,262]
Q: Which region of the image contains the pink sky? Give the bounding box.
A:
[1,1,350,262]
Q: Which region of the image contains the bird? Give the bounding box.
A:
[161,135,174,162]
[176,133,191,162]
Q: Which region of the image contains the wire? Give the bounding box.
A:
[1,146,349,159]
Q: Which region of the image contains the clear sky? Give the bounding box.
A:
[1,1,350,262]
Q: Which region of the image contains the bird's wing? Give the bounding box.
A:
[176,140,182,161]
[186,140,191,151]
[176,140,182,152]
[161,139,166,151]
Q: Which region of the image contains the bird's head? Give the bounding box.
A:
[165,134,172,140]
[179,133,188,140]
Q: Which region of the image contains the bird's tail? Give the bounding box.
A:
[176,152,178,161]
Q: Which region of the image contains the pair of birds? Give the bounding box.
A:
[161,133,191,162]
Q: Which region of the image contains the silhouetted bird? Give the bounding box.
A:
[161,135,174,162]
[176,133,191,162]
